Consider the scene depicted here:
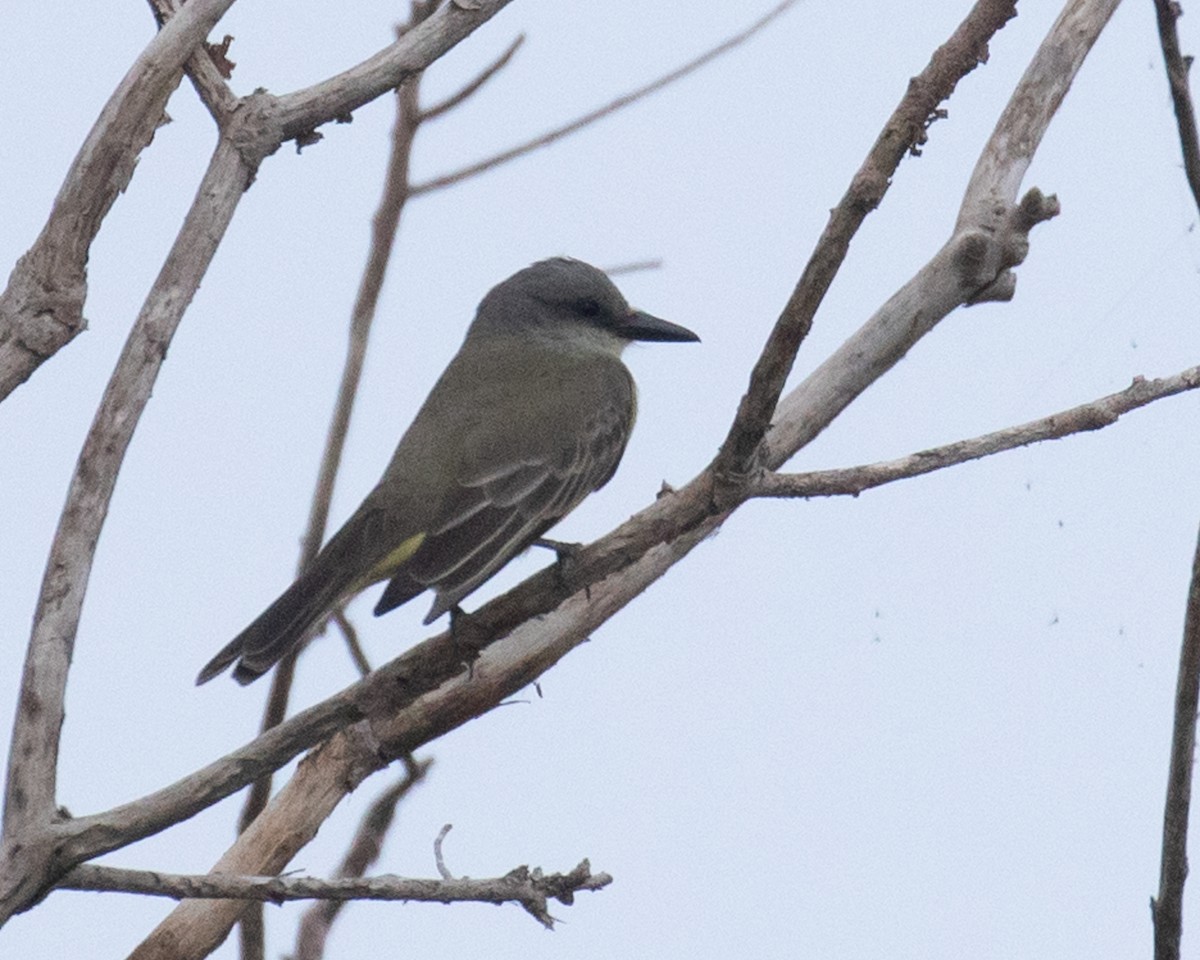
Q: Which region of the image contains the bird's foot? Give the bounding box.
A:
[447,605,488,671]
[533,537,584,591]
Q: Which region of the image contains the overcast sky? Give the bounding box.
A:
[5,1,1200,957]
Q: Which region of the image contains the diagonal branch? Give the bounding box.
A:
[0,0,238,402]
[273,0,516,144]
[419,32,525,122]
[409,0,801,194]
[712,0,1019,488]
[294,758,431,960]
[765,0,1122,468]
[145,0,239,119]
[751,367,1200,499]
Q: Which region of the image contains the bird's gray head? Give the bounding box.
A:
[470,258,699,350]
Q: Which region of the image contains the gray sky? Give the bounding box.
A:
[5,1,1200,956]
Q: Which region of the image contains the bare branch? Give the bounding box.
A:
[752,367,1200,499]
[0,135,257,924]
[274,0,517,145]
[409,0,801,194]
[958,0,1121,230]
[3,2,1144,948]
[765,0,1124,468]
[0,0,517,402]
[234,42,430,936]
[59,858,610,925]
[1152,0,1200,215]
[434,823,455,880]
[713,0,1019,487]
[38,0,1129,897]
[1152,520,1200,960]
[333,609,373,677]
[419,33,526,122]
[126,517,716,953]
[145,0,239,119]
[293,758,430,960]
[0,0,237,401]
[603,259,663,276]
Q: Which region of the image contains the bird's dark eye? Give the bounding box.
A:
[574,298,602,317]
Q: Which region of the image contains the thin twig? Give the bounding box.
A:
[713,0,1019,487]
[603,259,663,276]
[434,824,455,880]
[294,758,431,960]
[419,33,525,122]
[1152,521,1200,960]
[409,0,802,194]
[753,368,1200,499]
[1153,0,1200,214]
[333,609,373,677]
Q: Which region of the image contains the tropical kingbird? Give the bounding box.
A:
[197,257,699,685]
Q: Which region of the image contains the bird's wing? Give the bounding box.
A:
[376,391,634,622]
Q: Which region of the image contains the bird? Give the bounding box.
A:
[197,257,699,685]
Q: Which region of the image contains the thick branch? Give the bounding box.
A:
[753,367,1200,499]
[273,0,516,144]
[130,519,714,953]
[294,759,431,960]
[1152,521,1200,960]
[0,0,236,401]
[766,0,1126,467]
[958,0,1121,229]
[0,136,256,925]
[713,0,1019,486]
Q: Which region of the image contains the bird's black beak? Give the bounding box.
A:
[617,310,700,343]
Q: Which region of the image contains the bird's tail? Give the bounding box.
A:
[195,560,352,686]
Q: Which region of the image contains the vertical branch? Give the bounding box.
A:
[1152,0,1200,211]
[1152,524,1200,960]
[234,9,430,954]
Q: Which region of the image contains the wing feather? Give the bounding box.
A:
[379,378,634,623]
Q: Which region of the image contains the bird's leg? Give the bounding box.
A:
[447,605,487,677]
[532,537,588,599]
